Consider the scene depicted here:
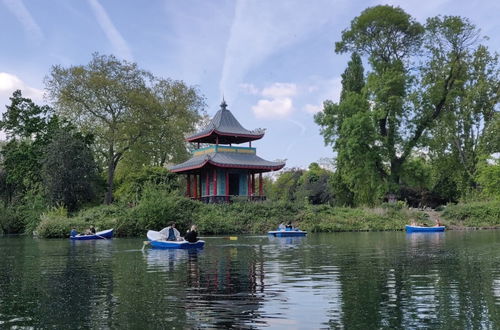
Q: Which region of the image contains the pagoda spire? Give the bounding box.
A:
[220,97,228,111]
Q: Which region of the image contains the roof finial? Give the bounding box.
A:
[220,95,227,110]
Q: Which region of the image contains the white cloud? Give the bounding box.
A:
[87,0,133,61]
[252,97,293,119]
[219,0,339,99]
[239,83,259,95]
[2,0,43,42]
[262,83,297,98]
[0,72,44,109]
[304,104,322,114]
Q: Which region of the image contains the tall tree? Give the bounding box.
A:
[318,6,498,202]
[42,129,100,211]
[0,91,62,198]
[316,53,384,205]
[46,53,204,204]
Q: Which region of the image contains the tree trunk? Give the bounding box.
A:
[389,158,403,194]
[105,146,115,205]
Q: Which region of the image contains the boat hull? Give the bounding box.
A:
[268,230,307,237]
[70,229,114,240]
[405,225,445,233]
[150,240,205,249]
[147,230,205,249]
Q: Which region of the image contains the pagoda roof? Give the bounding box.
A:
[186,100,264,144]
[168,149,285,173]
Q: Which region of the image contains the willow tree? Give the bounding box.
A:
[46,53,204,204]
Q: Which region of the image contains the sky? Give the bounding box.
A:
[1,0,499,169]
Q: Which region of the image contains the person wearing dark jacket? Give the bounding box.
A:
[184,225,198,243]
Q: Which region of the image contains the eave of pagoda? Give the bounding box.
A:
[186,130,264,144]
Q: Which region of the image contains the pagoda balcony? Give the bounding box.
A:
[194,195,267,204]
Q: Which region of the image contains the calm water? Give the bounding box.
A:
[1,231,499,329]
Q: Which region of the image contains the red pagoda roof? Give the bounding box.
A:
[169,146,285,173]
[186,100,264,144]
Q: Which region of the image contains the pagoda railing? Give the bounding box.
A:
[193,195,266,204]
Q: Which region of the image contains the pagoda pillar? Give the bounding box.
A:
[225,171,229,201]
[205,170,209,196]
[187,174,191,197]
[259,173,263,196]
[252,173,255,197]
[193,174,198,199]
[213,168,217,196]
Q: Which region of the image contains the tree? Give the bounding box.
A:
[296,163,334,205]
[46,53,204,204]
[0,91,62,198]
[41,129,100,211]
[315,53,384,205]
[117,78,205,174]
[317,6,498,202]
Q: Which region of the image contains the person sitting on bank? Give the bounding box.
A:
[70,228,78,237]
[160,222,181,241]
[184,225,199,243]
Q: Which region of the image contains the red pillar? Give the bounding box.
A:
[187,174,191,197]
[193,174,198,199]
[205,171,209,196]
[252,173,255,197]
[247,172,251,197]
[259,173,263,196]
[213,168,217,196]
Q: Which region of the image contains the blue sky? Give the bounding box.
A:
[1,0,499,169]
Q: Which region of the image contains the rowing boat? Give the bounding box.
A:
[146,230,205,249]
[405,225,445,233]
[70,228,114,240]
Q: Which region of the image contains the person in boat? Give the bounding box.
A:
[84,225,96,235]
[278,222,286,231]
[184,225,199,243]
[70,228,78,237]
[285,221,293,231]
[160,222,181,241]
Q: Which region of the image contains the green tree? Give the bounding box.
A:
[315,53,384,205]
[296,163,334,205]
[318,6,498,202]
[0,91,62,198]
[268,169,304,202]
[46,53,204,204]
[41,129,100,211]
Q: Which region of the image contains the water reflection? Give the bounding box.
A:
[1,232,499,328]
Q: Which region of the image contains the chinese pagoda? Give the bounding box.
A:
[169,100,285,203]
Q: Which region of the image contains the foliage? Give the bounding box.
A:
[442,201,500,227]
[267,168,304,203]
[114,166,179,204]
[42,129,100,211]
[46,53,205,204]
[125,184,200,236]
[476,159,500,199]
[316,6,499,202]
[295,163,334,205]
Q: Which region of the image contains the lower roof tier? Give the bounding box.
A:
[168,151,285,174]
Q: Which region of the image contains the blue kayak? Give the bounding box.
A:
[268,229,307,237]
[147,230,205,249]
[405,225,445,233]
[70,228,114,240]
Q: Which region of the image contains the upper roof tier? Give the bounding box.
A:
[186,100,265,144]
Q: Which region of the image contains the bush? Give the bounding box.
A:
[442,201,500,227]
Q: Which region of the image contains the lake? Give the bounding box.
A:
[1,231,499,329]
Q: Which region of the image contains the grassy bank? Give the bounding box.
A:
[442,201,500,229]
[33,190,431,238]
[30,184,500,238]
